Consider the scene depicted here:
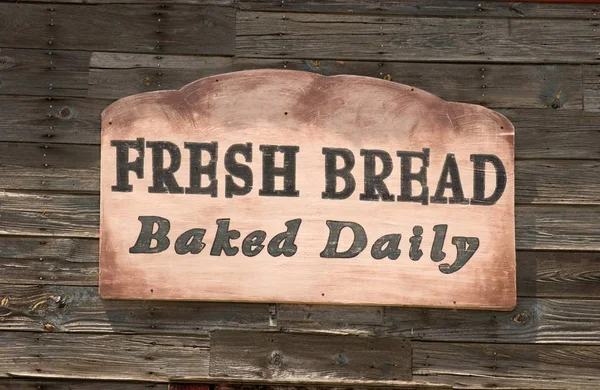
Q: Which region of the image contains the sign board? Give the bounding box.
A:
[100,69,516,310]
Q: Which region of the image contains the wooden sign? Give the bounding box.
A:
[100,69,516,310]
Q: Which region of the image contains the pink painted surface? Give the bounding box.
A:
[100,69,516,310]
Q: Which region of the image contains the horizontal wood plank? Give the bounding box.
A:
[2,143,599,205]
[238,0,600,19]
[383,298,600,344]
[209,330,411,381]
[503,109,600,159]
[0,4,234,55]
[0,48,90,97]
[0,191,100,238]
[515,205,600,250]
[2,99,599,162]
[236,11,600,63]
[2,238,597,298]
[89,52,583,109]
[0,285,269,333]
[516,251,600,298]
[412,342,600,389]
[212,385,449,390]
[0,379,166,389]
[0,237,98,286]
[1,191,600,250]
[584,65,600,111]
[0,96,105,144]
[0,331,210,381]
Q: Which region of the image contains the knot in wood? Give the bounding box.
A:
[334,353,348,365]
[512,311,531,325]
[268,350,284,367]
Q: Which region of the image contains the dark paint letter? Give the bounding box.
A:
[320,220,367,258]
[439,237,480,274]
[470,154,507,205]
[210,219,240,256]
[430,153,468,204]
[360,149,394,201]
[175,229,206,255]
[225,143,253,198]
[147,141,183,194]
[129,216,170,253]
[185,142,218,196]
[371,234,401,260]
[430,224,447,262]
[397,148,430,205]
[111,138,145,192]
[259,145,300,197]
[322,148,355,199]
[267,219,302,257]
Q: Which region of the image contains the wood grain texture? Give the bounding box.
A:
[236,11,600,63]
[584,65,600,111]
[0,96,104,144]
[0,4,234,55]
[238,0,600,19]
[0,191,99,238]
[412,342,600,389]
[0,237,98,286]
[0,48,90,97]
[0,379,166,389]
[3,101,600,162]
[0,332,210,381]
[2,144,596,205]
[0,285,269,333]
[1,237,598,298]
[2,191,598,250]
[89,52,582,109]
[209,330,411,381]
[213,385,449,390]
[516,251,600,298]
[504,109,600,159]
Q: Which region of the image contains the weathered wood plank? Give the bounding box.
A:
[0,191,99,238]
[2,144,598,205]
[0,0,231,3]
[0,96,104,144]
[238,0,600,19]
[0,332,210,381]
[209,330,411,381]
[0,379,166,389]
[213,385,449,390]
[236,12,600,63]
[0,143,100,192]
[1,191,600,250]
[277,305,383,326]
[0,48,90,97]
[3,100,599,163]
[584,65,600,111]
[0,285,269,333]
[383,298,600,344]
[412,342,600,389]
[503,109,600,159]
[2,237,598,299]
[89,53,583,109]
[276,298,600,344]
[0,4,234,55]
[516,251,600,298]
[0,237,98,286]
[515,160,600,204]
[7,283,599,345]
[515,205,600,251]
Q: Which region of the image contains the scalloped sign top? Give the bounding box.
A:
[100,69,516,310]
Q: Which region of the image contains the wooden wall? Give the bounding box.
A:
[1,0,600,388]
